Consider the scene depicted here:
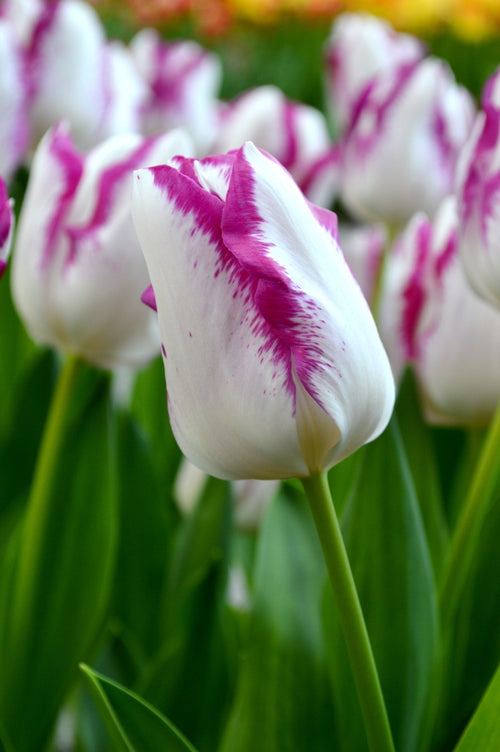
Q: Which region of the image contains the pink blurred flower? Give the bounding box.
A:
[340,58,475,226]
[379,197,500,425]
[11,124,193,368]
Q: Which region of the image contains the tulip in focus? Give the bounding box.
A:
[0,177,14,280]
[456,67,500,309]
[340,57,475,226]
[213,85,339,208]
[324,12,425,133]
[132,142,395,480]
[11,124,193,368]
[130,29,222,155]
[379,197,500,425]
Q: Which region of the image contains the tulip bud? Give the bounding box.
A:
[11,124,193,368]
[0,177,14,279]
[24,0,144,150]
[456,68,500,308]
[379,197,500,425]
[132,142,395,480]
[338,222,387,305]
[340,58,475,226]
[0,19,28,180]
[130,29,221,155]
[213,86,338,207]
[324,12,425,133]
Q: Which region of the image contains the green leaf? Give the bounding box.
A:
[110,410,180,674]
[0,267,38,433]
[435,473,500,748]
[323,418,439,752]
[130,356,182,489]
[138,477,236,752]
[396,370,449,576]
[453,660,500,751]
[80,664,197,752]
[219,483,337,752]
[0,366,118,752]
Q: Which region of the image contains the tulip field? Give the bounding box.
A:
[3,0,500,750]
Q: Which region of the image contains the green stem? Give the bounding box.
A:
[301,472,395,752]
[11,354,82,633]
[439,398,500,623]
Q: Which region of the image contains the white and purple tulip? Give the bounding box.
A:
[379,197,500,425]
[340,57,475,226]
[130,29,221,155]
[0,18,29,181]
[338,222,387,305]
[456,68,500,308]
[24,0,145,151]
[132,143,395,480]
[324,12,425,134]
[11,124,193,368]
[0,177,14,280]
[213,86,339,208]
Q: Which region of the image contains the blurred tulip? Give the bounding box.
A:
[0,18,29,180]
[338,222,387,304]
[456,67,500,308]
[132,142,394,480]
[213,85,339,207]
[379,196,500,425]
[175,456,279,531]
[130,28,221,155]
[0,177,14,279]
[340,57,475,226]
[11,124,193,368]
[24,0,145,150]
[324,12,425,133]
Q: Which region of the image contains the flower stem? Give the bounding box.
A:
[11,354,82,632]
[439,398,500,624]
[301,472,395,752]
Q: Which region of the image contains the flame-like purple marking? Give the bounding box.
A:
[461,107,500,246]
[42,126,83,268]
[141,284,157,311]
[0,179,11,250]
[151,147,338,414]
[400,220,431,360]
[65,136,165,267]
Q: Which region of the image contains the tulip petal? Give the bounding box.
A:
[133,163,311,479]
[221,142,395,466]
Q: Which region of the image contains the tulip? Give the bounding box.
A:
[213,86,339,208]
[132,142,395,480]
[0,18,29,180]
[11,123,193,368]
[0,177,14,279]
[338,222,387,305]
[130,28,221,155]
[340,57,475,226]
[379,197,500,425]
[24,0,145,151]
[175,457,279,531]
[324,12,425,133]
[456,67,500,308]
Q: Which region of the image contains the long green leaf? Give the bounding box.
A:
[323,418,439,752]
[80,664,197,752]
[0,367,117,752]
[138,476,236,752]
[453,661,500,751]
[219,483,337,752]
